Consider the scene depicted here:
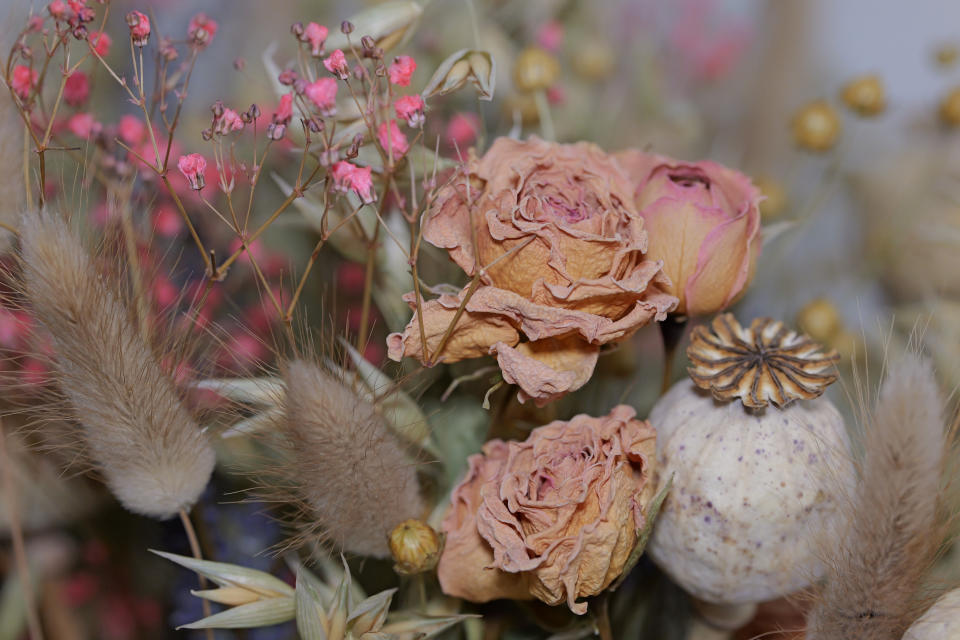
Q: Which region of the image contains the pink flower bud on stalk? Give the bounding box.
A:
[324,49,349,79]
[11,65,38,100]
[213,108,244,135]
[88,30,111,56]
[177,154,207,190]
[395,94,425,127]
[377,119,409,157]
[330,161,375,204]
[388,55,416,86]
[48,0,68,20]
[187,13,217,48]
[126,11,151,47]
[67,112,97,137]
[64,71,90,106]
[304,77,337,116]
[304,22,328,56]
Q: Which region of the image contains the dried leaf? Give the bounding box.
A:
[151,551,294,598]
[325,2,423,52]
[379,613,478,638]
[192,377,284,406]
[422,49,496,101]
[296,565,330,640]
[179,597,295,629]
[609,474,673,591]
[347,588,396,635]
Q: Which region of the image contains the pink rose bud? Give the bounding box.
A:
[616,150,763,317]
[88,30,111,57]
[64,71,90,106]
[304,22,328,57]
[394,94,425,127]
[323,49,349,79]
[305,77,338,116]
[11,65,38,100]
[388,55,416,86]
[126,11,151,47]
[187,13,218,48]
[177,153,207,191]
[377,119,409,157]
[68,112,97,138]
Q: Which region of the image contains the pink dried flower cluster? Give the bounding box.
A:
[331,161,375,204]
[324,49,349,79]
[395,94,425,127]
[389,55,417,86]
[187,13,218,48]
[11,65,38,100]
[305,77,338,116]
[378,119,410,158]
[304,22,328,56]
[177,154,207,191]
[125,11,151,47]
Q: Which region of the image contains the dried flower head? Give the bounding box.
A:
[939,87,960,127]
[687,314,839,409]
[792,100,841,152]
[126,11,151,47]
[513,47,559,92]
[389,519,442,575]
[840,74,886,117]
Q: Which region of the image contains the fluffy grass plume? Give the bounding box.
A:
[807,353,948,639]
[279,359,425,557]
[18,210,215,520]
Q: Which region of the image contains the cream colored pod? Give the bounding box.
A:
[903,589,960,639]
[647,379,854,623]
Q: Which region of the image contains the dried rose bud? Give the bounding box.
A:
[177,153,206,190]
[389,519,442,575]
[126,10,151,47]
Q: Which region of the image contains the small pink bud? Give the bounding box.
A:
[188,13,218,48]
[48,0,68,20]
[536,21,564,52]
[214,108,244,135]
[324,49,349,80]
[304,22,328,57]
[88,30,111,56]
[445,112,480,148]
[388,55,416,86]
[126,10,151,47]
[67,112,97,138]
[377,119,409,157]
[394,94,425,127]
[331,161,375,204]
[118,114,146,145]
[11,65,38,100]
[64,71,90,106]
[305,77,338,116]
[273,93,293,125]
[177,153,207,190]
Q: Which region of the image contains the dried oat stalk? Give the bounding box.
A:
[687,313,839,409]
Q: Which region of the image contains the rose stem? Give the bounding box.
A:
[659,316,688,394]
[179,508,214,640]
[0,424,44,640]
[534,89,555,141]
[593,592,614,640]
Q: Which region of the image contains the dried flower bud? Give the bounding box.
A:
[792,100,841,152]
[126,10,151,47]
[935,44,958,68]
[389,519,441,574]
[211,100,225,119]
[247,103,261,120]
[840,74,886,117]
[233,57,245,71]
[939,87,960,127]
[267,123,286,140]
[177,154,207,190]
[796,298,842,345]
[304,22,328,57]
[573,40,616,80]
[290,21,304,38]
[278,69,298,86]
[360,35,376,51]
[513,47,560,93]
[324,49,349,80]
[341,20,354,34]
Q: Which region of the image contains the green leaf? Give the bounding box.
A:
[422,49,496,101]
[151,551,294,598]
[609,474,673,591]
[179,597,295,629]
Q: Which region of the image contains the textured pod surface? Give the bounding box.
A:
[647,380,854,604]
[903,589,960,639]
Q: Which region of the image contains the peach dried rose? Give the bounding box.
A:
[616,150,762,317]
[437,405,657,614]
[387,137,676,405]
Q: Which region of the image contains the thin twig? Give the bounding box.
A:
[179,509,214,640]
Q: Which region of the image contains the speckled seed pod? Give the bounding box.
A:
[647,380,854,605]
[903,589,960,639]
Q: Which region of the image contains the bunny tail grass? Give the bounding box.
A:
[18,210,215,520]
[280,359,425,557]
[807,353,947,639]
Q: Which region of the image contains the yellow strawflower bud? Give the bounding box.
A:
[935,44,958,68]
[513,47,560,93]
[840,75,886,117]
[573,41,615,81]
[792,100,841,152]
[389,519,442,575]
[796,298,842,344]
[939,87,960,127]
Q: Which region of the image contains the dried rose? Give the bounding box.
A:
[437,405,657,614]
[387,137,676,405]
[616,150,762,317]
